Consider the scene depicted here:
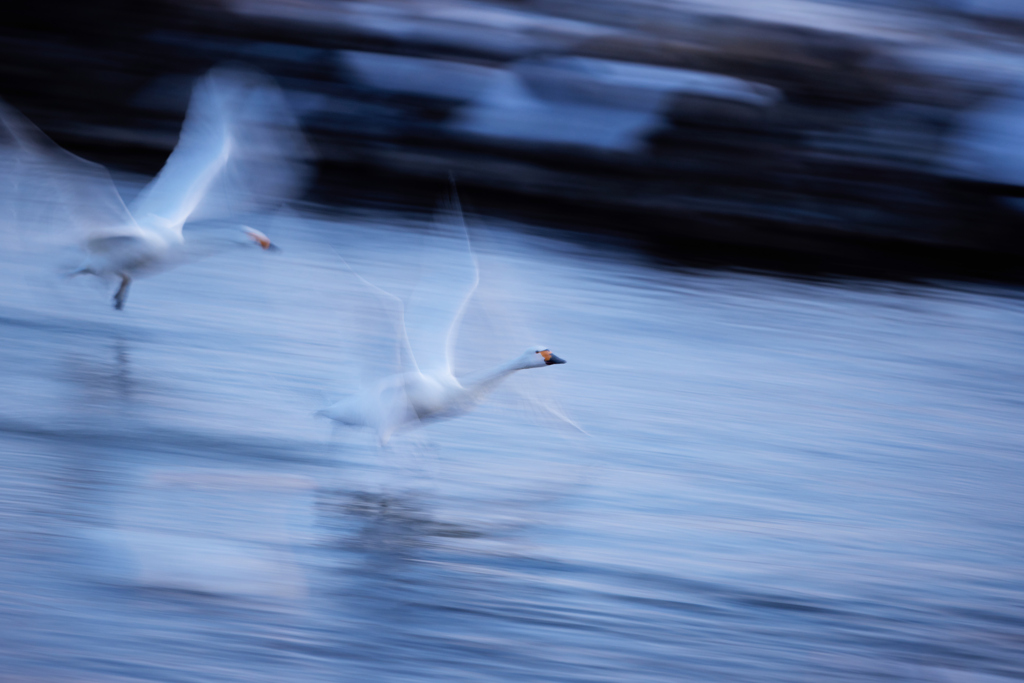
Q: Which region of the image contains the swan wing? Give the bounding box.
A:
[0,99,142,245]
[130,66,311,236]
[333,248,419,379]
[317,247,419,440]
[404,180,479,376]
[128,68,234,235]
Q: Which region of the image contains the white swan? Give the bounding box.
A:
[318,183,567,444]
[0,66,309,309]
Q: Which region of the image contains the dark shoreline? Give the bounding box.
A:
[6,0,1024,285]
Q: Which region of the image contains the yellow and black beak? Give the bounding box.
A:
[541,350,566,365]
[244,227,279,251]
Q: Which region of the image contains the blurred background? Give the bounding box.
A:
[2,1,1024,682]
[7,0,1024,276]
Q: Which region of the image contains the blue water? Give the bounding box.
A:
[0,209,1022,682]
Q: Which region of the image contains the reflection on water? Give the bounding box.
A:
[62,337,136,407]
[1,210,1023,682]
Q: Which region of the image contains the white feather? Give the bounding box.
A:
[0,66,310,308]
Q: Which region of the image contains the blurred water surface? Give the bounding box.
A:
[0,207,1023,682]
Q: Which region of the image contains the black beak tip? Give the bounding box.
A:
[546,354,567,365]
[267,243,282,253]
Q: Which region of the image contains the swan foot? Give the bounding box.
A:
[113,275,131,310]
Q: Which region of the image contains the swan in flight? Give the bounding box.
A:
[318,183,567,445]
[0,66,309,309]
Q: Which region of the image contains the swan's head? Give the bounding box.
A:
[242,226,279,251]
[517,345,567,369]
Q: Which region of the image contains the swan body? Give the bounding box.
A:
[319,184,567,444]
[1,66,306,309]
[320,345,565,443]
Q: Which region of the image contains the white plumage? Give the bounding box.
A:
[318,183,567,444]
[0,66,309,309]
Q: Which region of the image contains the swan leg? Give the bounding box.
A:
[113,275,131,310]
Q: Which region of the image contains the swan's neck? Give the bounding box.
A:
[178,229,252,259]
[458,357,524,399]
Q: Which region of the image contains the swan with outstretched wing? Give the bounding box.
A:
[318,181,568,445]
[0,66,309,309]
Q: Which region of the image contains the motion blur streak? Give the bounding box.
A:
[0,209,1022,681]
[3,0,1024,681]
